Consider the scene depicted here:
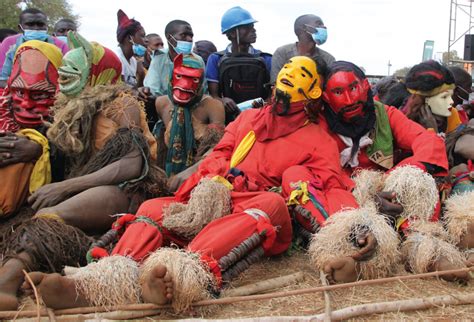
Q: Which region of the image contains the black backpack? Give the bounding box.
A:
[217,51,271,104]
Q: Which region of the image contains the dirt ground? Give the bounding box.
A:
[8,250,474,321]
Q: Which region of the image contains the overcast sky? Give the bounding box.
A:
[69,0,469,75]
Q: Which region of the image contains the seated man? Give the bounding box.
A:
[271,14,334,84]
[0,40,62,217]
[0,32,167,311]
[312,61,469,283]
[24,56,357,312]
[154,53,225,191]
[30,32,167,232]
[0,8,69,88]
[206,6,272,124]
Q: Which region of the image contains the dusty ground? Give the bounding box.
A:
[8,250,474,321]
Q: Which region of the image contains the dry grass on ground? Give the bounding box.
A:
[12,250,474,321]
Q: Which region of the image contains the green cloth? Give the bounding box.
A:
[165,106,195,176]
[366,101,394,169]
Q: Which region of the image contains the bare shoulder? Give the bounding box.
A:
[195,96,225,125]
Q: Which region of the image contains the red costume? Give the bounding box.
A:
[110,101,357,281]
[321,61,449,229]
[319,105,448,176]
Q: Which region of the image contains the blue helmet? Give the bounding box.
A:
[221,6,257,34]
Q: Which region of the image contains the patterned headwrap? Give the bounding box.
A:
[58,32,122,97]
[165,54,205,176]
[116,9,143,43]
[0,40,61,131]
[405,60,455,97]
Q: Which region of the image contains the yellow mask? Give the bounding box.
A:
[275,56,322,103]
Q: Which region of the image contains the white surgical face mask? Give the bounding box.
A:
[425,89,454,117]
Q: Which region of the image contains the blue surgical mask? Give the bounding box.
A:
[169,35,193,55]
[311,27,328,45]
[306,25,328,46]
[23,29,49,41]
[56,35,68,44]
[132,43,146,57]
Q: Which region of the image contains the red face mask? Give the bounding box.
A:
[9,49,58,128]
[323,71,370,122]
[171,54,203,105]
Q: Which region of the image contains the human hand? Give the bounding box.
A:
[167,175,184,193]
[419,104,439,132]
[0,132,42,167]
[168,166,197,192]
[28,181,72,210]
[375,191,403,220]
[222,97,241,117]
[351,229,378,261]
[137,86,152,102]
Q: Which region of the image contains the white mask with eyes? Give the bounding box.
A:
[425,89,454,117]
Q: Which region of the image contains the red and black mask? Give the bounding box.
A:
[322,61,376,140]
[8,48,58,128]
[323,70,370,123]
[170,53,204,106]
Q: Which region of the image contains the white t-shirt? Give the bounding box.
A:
[115,47,137,87]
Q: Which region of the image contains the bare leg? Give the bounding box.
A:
[0,253,31,311]
[430,256,470,282]
[21,272,89,309]
[36,186,130,234]
[323,257,359,284]
[141,265,173,305]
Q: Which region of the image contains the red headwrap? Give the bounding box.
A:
[116,9,143,43]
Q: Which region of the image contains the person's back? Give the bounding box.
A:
[270,14,334,84]
[205,6,272,124]
[0,8,68,88]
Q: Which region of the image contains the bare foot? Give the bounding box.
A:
[323,257,358,284]
[0,256,31,311]
[465,253,474,267]
[0,291,18,311]
[457,219,474,250]
[431,256,470,282]
[141,265,173,305]
[21,272,89,309]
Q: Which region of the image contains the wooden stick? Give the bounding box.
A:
[0,266,472,319]
[193,266,474,307]
[223,272,304,297]
[22,269,41,322]
[47,308,57,322]
[312,292,474,320]
[319,271,331,322]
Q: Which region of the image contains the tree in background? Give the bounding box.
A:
[393,66,411,77]
[0,0,79,31]
[442,50,462,66]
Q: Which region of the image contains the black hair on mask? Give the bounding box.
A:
[405,60,455,93]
